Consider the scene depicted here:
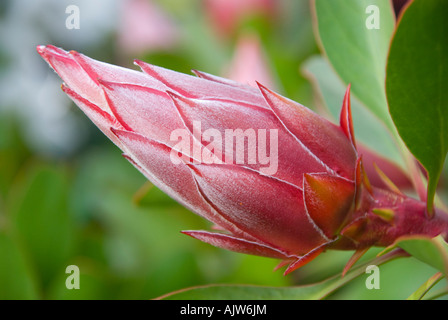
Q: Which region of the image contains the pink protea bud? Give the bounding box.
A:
[37,46,448,275]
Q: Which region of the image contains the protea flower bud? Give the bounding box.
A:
[37,45,448,275]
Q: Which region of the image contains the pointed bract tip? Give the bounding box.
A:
[372,208,396,223]
[342,247,369,277]
[121,153,137,165]
[355,156,372,195]
[165,89,195,107]
[255,80,270,93]
[181,230,194,236]
[372,162,403,195]
[165,89,181,99]
[190,69,217,80]
[134,59,152,71]
[109,126,124,138]
[60,83,69,93]
[273,259,292,272]
[109,127,142,141]
[36,45,47,55]
[256,81,276,103]
[96,78,115,90]
[185,163,202,176]
[109,126,118,135]
[340,84,356,148]
[134,59,155,75]
[36,44,67,58]
[283,246,325,275]
[60,84,84,102]
[191,69,201,77]
[133,59,143,67]
[67,49,86,61]
[256,81,290,107]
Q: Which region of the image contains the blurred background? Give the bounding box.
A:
[0,0,444,299]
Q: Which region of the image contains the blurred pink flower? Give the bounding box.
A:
[225,33,276,89]
[118,0,179,55]
[204,0,276,37]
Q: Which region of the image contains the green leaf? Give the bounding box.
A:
[159,249,407,300]
[407,272,443,300]
[332,255,444,300]
[8,164,76,288]
[386,0,448,212]
[0,231,39,299]
[313,0,395,130]
[397,235,448,276]
[302,56,403,167]
[159,281,339,300]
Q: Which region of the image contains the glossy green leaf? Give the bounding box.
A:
[332,255,445,300]
[160,281,339,300]
[421,286,448,300]
[397,235,448,275]
[313,0,395,130]
[386,0,448,212]
[159,250,407,300]
[302,56,403,167]
[407,272,443,300]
